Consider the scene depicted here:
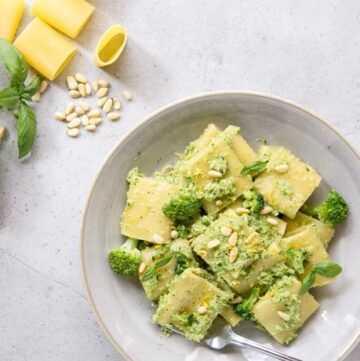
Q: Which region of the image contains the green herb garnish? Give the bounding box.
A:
[241,160,268,176]
[141,255,173,282]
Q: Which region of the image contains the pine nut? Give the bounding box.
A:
[139,262,146,274]
[89,117,102,125]
[66,75,78,90]
[235,207,250,215]
[69,90,80,98]
[228,232,238,246]
[81,115,89,126]
[98,79,109,88]
[123,90,132,101]
[32,92,40,102]
[277,311,291,321]
[108,112,120,121]
[97,97,108,107]
[208,170,222,178]
[88,109,101,118]
[207,239,220,249]
[78,83,86,97]
[66,112,78,122]
[103,98,113,113]
[67,118,81,128]
[229,296,243,304]
[229,247,239,263]
[113,98,121,110]
[266,217,279,226]
[39,80,48,93]
[152,233,164,244]
[170,230,178,239]
[274,164,289,173]
[260,205,273,215]
[75,73,87,83]
[80,102,90,112]
[67,128,80,137]
[54,112,65,121]
[97,87,109,98]
[75,106,85,115]
[0,127,6,141]
[220,226,232,237]
[85,82,92,95]
[216,200,223,206]
[92,80,99,92]
[85,124,96,132]
[65,103,75,115]
[197,306,207,315]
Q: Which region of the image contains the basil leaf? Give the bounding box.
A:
[313,262,342,278]
[0,39,28,88]
[241,161,268,176]
[141,255,173,282]
[16,103,37,158]
[0,87,19,109]
[23,75,41,97]
[300,270,316,295]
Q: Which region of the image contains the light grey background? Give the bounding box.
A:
[1,1,359,360]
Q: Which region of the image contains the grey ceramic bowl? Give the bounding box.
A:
[81,91,360,361]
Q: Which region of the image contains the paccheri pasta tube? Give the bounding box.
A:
[14,18,77,80]
[31,0,94,39]
[0,0,25,42]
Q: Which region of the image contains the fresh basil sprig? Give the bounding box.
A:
[241,160,268,176]
[300,262,342,295]
[0,38,41,158]
[141,255,173,282]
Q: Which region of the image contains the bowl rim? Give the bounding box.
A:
[80,90,360,361]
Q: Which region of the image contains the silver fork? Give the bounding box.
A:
[163,321,302,361]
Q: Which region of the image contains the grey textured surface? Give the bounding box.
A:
[1,0,359,360]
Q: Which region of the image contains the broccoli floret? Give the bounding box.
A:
[174,253,191,275]
[233,288,260,320]
[242,190,264,214]
[163,192,201,222]
[107,238,141,276]
[305,190,348,227]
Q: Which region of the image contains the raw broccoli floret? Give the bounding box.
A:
[233,288,260,320]
[163,192,201,222]
[242,190,264,214]
[305,190,348,227]
[107,238,141,276]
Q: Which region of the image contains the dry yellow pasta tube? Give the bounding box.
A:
[0,0,25,42]
[14,18,77,80]
[31,0,94,39]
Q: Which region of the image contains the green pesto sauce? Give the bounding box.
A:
[203,177,236,201]
[208,156,228,175]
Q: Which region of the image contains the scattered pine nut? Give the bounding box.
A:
[228,232,238,246]
[88,109,101,118]
[266,217,279,226]
[67,118,81,129]
[216,200,223,206]
[69,90,80,98]
[97,97,108,108]
[98,79,109,88]
[139,262,146,274]
[123,90,132,101]
[0,127,6,141]
[80,102,90,112]
[78,83,86,97]
[260,205,273,215]
[277,311,291,321]
[108,112,120,121]
[152,233,164,244]
[113,98,121,110]
[54,112,66,121]
[92,80,99,92]
[39,80,48,93]
[235,207,250,215]
[208,170,222,178]
[89,117,102,125]
[274,164,289,173]
[65,103,75,115]
[66,112,78,122]
[170,230,178,239]
[207,239,220,249]
[81,115,89,126]
[229,296,243,304]
[197,306,207,315]
[85,82,92,95]
[85,124,96,132]
[229,247,239,263]
[220,226,232,237]
[75,106,85,115]
[67,128,80,137]
[66,75,78,90]
[97,87,109,98]
[32,92,41,102]
[75,73,87,84]
[103,98,113,113]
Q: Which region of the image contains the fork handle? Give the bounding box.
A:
[226,326,302,361]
